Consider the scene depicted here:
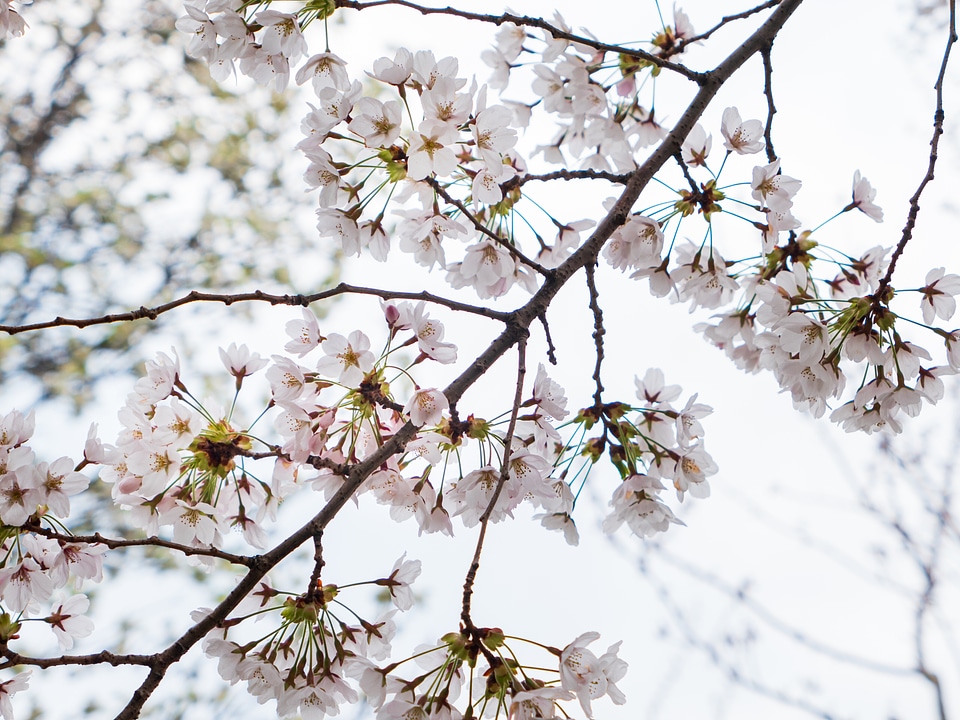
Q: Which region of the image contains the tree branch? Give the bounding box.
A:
[334,0,706,83]
[0,284,511,336]
[110,2,808,715]
[877,0,957,293]
[30,528,255,567]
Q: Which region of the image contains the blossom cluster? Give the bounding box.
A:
[0,410,104,717]
[203,558,626,720]
[171,1,960,434]
[95,297,707,547]
[52,291,700,717]
[1,0,955,717]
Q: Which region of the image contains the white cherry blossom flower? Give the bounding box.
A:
[919,267,960,324]
[266,356,308,403]
[751,159,801,211]
[422,77,473,126]
[411,303,457,364]
[46,594,94,650]
[675,394,712,448]
[407,120,460,180]
[348,97,402,147]
[0,465,41,526]
[239,46,291,91]
[0,671,30,720]
[537,512,580,546]
[134,350,180,403]
[532,364,568,419]
[472,164,507,205]
[35,457,89,517]
[219,343,268,383]
[404,388,449,426]
[681,123,711,166]
[369,48,414,85]
[295,52,351,92]
[447,466,522,526]
[847,170,883,222]
[411,50,461,91]
[634,368,681,406]
[720,106,764,154]
[284,308,323,357]
[602,474,683,538]
[0,556,54,613]
[255,10,307,64]
[776,313,831,363]
[668,446,718,500]
[316,208,360,255]
[0,410,34,449]
[559,632,627,718]
[458,239,516,297]
[379,554,422,611]
[175,3,220,62]
[510,687,575,720]
[316,331,375,386]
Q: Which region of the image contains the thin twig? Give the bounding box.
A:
[584,261,606,410]
[677,1,782,49]
[306,530,325,601]
[30,528,254,567]
[0,649,154,671]
[537,312,558,365]
[877,0,957,293]
[0,283,511,336]
[761,41,778,163]
[518,169,632,187]
[334,0,706,83]
[460,336,527,631]
[427,178,553,277]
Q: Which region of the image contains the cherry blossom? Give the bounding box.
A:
[720,106,764,154]
[316,331,375,386]
[919,267,960,324]
[847,170,884,222]
[378,555,422,611]
[0,671,29,720]
[46,594,94,650]
[404,388,449,427]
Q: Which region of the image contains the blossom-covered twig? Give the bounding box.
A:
[426,177,553,276]
[334,0,706,82]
